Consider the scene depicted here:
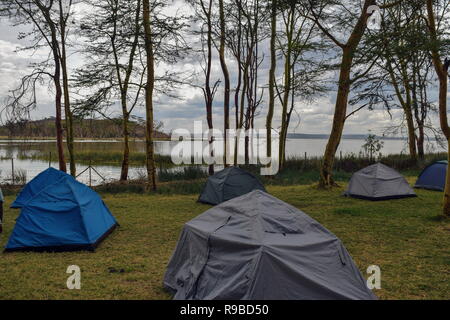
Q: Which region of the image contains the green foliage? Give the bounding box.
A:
[158,166,207,182]
[361,134,384,161]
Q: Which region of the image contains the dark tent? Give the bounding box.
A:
[415,160,447,191]
[164,190,377,300]
[5,168,118,252]
[198,166,265,205]
[344,162,416,201]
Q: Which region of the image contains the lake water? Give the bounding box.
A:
[0,138,444,185]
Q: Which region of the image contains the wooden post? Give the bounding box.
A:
[89,159,92,187]
[11,158,15,185]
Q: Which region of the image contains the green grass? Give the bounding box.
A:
[0,179,449,299]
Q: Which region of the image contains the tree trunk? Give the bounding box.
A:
[279,7,293,171]
[426,0,450,216]
[119,0,141,181]
[61,58,75,176]
[444,138,450,215]
[416,125,425,159]
[34,2,66,172]
[411,61,424,161]
[233,6,242,166]
[386,55,418,162]
[200,0,215,175]
[319,0,374,187]
[50,31,66,172]
[59,0,75,177]
[439,74,449,217]
[219,0,230,166]
[143,0,157,190]
[120,111,130,181]
[266,0,276,160]
[235,62,248,166]
[400,62,418,162]
[244,103,252,164]
[54,61,66,172]
[405,106,417,160]
[320,48,353,187]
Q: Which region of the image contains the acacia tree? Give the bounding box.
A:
[425,0,450,216]
[76,0,187,182]
[142,0,156,190]
[188,0,219,175]
[265,0,276,160]
[276,0,326,170]
[58,0,76,176]
[224,0,244,165]
[306,0,402,187]
[235,0,268,164]
[218,0,230,165]
[382,4,419,161]
[75,0,144,181]
[0,0,79,173]
[411,53,437,158]
[352,0,443,161]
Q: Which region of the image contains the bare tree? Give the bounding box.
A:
[276,0,326,170]
[0,0,78,172]
[236,0,268,164]
[188,0,219,175]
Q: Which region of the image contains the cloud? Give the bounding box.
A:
[0,1,447,140]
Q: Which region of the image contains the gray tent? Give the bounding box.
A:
[198,166,265,205]
[344,162,417,201]
[164,190,376,300]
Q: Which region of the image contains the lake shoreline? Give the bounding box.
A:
[0,138,446,186]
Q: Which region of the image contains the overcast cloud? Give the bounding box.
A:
[0,1,447,137]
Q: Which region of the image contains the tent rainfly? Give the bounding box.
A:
[344,162,417,201]
[414,160,447,191]
[164,190,377,300]
[198,166,266,205]
[5,168,118,252]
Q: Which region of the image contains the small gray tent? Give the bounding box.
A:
[344,162,416,201]
[164,190,377,300]
[198,166,265,205]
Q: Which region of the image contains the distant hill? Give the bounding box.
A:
[0,117,169,139]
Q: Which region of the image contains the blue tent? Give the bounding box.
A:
[5,168,118,252]
[414,160,447,191]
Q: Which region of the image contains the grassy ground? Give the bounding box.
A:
[0,179,449,299]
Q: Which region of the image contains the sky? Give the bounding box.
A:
[0,0,446,138]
